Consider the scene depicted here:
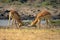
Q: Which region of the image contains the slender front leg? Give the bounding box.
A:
[8,15,10,26]
[30,17,38,26]
[36,18,41,29]
[8,12,11,26]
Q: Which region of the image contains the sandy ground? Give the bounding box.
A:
[0,28,60,40]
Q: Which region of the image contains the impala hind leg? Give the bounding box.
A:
[36,18,41,29]
[11,19,17,28]
[15,22,22,29]
[11,19,14,26]
[45,18,52,28]
[45,18,49,28]
[48,19,54,28]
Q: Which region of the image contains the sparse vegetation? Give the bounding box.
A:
[41,1,50,6]
[51,20,60,25]
[0,29,60,40]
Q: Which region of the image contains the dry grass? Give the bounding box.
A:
[0,28,60,40]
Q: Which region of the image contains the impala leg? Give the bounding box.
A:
[14,20,17,27]
[45,18,48,25]
[12,19,19,28]
[15,23,21,29]
[15,21,22,29]
[8,12,12,26]
[45,17,49,28]
[48,19,53,28]
[48,15,52,28]
[45,17,52,28]
[11,19,14,26]
[30,17,38,26]
[36,18,41,29]
[8,14,11,26]
[15,23,19,29]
